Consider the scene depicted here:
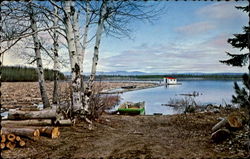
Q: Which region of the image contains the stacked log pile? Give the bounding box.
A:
[1,134,26,150]
[1,108,71,151]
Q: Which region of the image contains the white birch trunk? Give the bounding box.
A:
[29,4,50,109]
[84,1,107,114]
[81,2,90,74]
[64,1,82,112]
[52,6,59,105]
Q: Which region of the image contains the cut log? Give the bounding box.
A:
[1,119,53,126]
[6,141,16,150]
[8,109,57,120]
[227,114,243,129]
[19,140,26,147]
[1,134,6,143]
[55,119,72,126]
[7,133,16,142]
[38,127,60,139]
[212,118,228,132]
[2,127,40,139]
[1,142,5,149]
[15,136,21,142]
[211,128,230,143]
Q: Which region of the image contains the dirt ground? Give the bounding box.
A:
[2,110,249,159]
[1,82,249,158]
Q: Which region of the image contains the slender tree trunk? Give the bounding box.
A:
[52,6,59,105]
[29,4,50,109]
[80,2,90,92]
[64,1,83,112]
[84,1,107,114]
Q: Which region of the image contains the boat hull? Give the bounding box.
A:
[118,101,145,115]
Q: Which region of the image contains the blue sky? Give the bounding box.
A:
[5,1,248,74]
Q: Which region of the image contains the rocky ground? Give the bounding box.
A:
[1,82,250,158]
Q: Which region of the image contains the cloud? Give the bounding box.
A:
[196,2,246,20]
[175,21,216,35]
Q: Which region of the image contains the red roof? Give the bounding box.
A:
[164,77,176,79]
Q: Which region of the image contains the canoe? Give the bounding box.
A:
[118,101,145,115]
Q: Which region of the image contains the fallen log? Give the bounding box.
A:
[1,134,6,143]
[7,109,57,120]
[212,118,228,132]
[55,119,72,126]
[1,142,5,149]
[7,134,16,142]
[2,127,40,139]
[38,127,60,139]
[6,141,16,150]
[211,128,230,143]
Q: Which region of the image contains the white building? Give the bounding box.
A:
[163,77,177,85]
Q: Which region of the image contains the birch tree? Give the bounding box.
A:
[28,2,51,108]
[83,0,164,115]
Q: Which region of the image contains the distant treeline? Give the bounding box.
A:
[94,73,243,81]
[1,66,65,82]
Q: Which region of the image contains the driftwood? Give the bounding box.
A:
[212,118,228,132]
[2,127,40,139]
[37,127,60,139]
[8,109,57,120]
[211,128,230,143]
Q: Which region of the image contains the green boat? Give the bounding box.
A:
[118,101,145,115]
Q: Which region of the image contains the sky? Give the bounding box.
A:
[4,1,249,74]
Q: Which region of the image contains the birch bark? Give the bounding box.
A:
[64,1,82,112]
[84,1,107,113]
[29,3,50,109]
[52,6,59,105]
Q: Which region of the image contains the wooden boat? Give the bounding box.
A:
[121,85,136,89]
[118,101,145,115]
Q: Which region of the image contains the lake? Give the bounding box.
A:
[119,80,241,115]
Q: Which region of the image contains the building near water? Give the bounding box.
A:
[163,77,177,85]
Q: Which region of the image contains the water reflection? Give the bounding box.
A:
[120,80,240,115]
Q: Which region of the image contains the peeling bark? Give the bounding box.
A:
[29,4,50,109]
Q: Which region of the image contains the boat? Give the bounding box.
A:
[121,85,136,89]
[118,101,145,115]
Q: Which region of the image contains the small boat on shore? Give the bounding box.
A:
[118,101,145,115]
[121,85,137,89]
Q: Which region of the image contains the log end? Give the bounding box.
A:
[6,141,16,150]
[34,129,40,137]
[1,143,5,150]
[19,140,26,147]
[7,133,16,142]
[1,134,6,143]
[15,136,21,142]
[227,114,243,128]
[51,127,60,139]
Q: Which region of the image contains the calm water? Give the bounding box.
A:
[119,80,241,115]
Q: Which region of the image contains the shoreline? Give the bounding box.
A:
[100,82,162,94]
